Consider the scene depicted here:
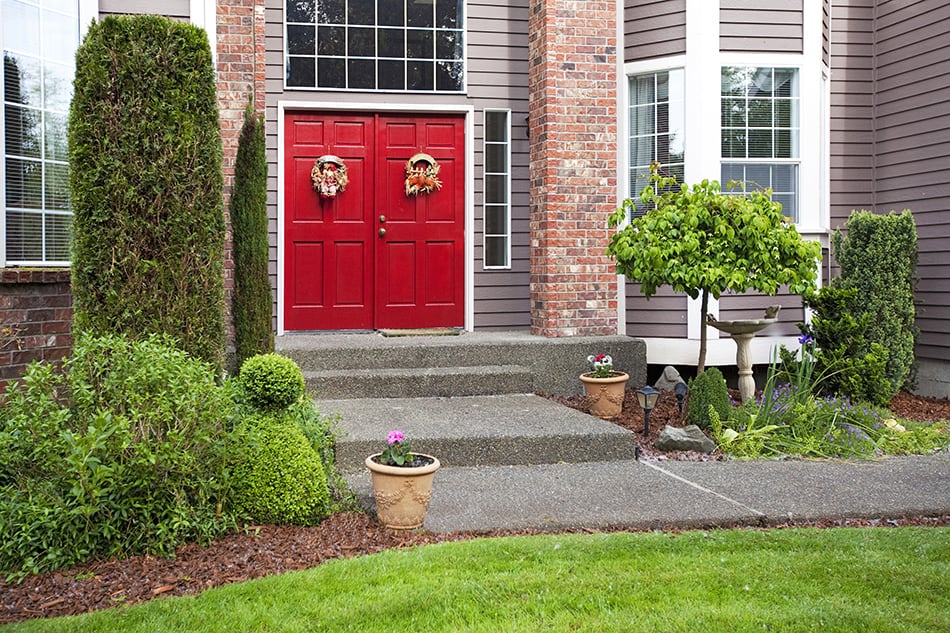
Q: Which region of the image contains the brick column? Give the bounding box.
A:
[216,0,267,345]
[527,0,619,337]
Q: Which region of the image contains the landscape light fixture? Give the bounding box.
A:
[636,385,660,436]
[674,381,688,414]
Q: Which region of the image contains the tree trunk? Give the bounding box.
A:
[697,288,709,374]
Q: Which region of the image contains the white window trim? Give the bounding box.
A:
[481,108,511,270]
[282,0,469,95]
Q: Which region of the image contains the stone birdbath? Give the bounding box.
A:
[706,305,781,404]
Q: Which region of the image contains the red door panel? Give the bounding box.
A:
[283,112,464,330]
[375,114,465,328]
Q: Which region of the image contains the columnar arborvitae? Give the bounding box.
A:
[832,210,918,394]
[231,102,274,370]
[68,15,225,372]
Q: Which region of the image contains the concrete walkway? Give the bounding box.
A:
[318,394,950,533]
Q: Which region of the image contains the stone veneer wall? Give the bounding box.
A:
[526,0,620,337]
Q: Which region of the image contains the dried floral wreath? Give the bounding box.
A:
[404,152,442,196]
[311,155,348,199]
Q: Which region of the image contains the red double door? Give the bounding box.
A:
[284,112,465,331]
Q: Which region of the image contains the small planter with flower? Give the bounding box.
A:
[365,430,440,529]
[580,354,630,419]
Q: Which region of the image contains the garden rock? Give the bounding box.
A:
[654,365,685,391]
[655,424,717,454]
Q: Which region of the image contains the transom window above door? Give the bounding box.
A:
[285,0,465,92]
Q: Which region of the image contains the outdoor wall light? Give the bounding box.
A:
[674,381,688,414]
[636,385,660,436]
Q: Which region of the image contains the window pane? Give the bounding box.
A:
[484,143,507,172]
[436,0,462,28]
[5,211,42,261]
[318,57,345,87]
[435,29,462,60]
[348,26,374,56]
[44,111,67,161]
[378,0,404,26]
[407,0,433,27]
[484,236,508,268]
[407,29,433,58]
[4,104,41,158]
[377,59,404,89]
[318,0,344,23]
[286,0,315,23]
[407,60,433,90]
[44,162,69,210]
[287,56,315,86]
[749,129,773,158]
[435,59,462,91]
[43,9,77,63]
[318,25,345,55]
[347,0,374,25]
[4,53,41,105]
[45,213,70,260]
[721,97,745,127]
[3,1,41,54]
[5,157,42,207]
[485,111,507,142]
[378,28,404,57]
[287,24,315,54]
[347,58,375,89]
[42,61,72,112]
[721,129,745,158]
[629,104,654,138]
[484,174,506,204]
[748,98,771,128]
[484,205,506,234]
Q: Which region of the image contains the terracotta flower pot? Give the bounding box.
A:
[579,371,630,419]
[365,453,440,529]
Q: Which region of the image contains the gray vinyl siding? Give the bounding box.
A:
[98,0,189,19]
[829,0,875,221]
[718,292,803,337]
[719,0,803,54]
[870,0,950,361]
[263,0,531,330]
[624,287,688,338]
[623,0,686,63]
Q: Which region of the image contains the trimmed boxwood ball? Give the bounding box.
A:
[687,367,732,430]
[230,415,330,526]
[240,353,306,410]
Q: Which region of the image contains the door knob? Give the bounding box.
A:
[378,227,386,237]
[379,214,386,223]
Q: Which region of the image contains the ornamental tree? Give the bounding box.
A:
[606,164,821,373]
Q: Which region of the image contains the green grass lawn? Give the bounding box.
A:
[4,527,948,632]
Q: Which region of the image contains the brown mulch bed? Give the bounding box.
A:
[2,391,948,625]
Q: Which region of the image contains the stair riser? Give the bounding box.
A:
[305,371,534,399]
[335,434,640,472]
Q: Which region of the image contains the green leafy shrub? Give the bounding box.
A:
[239,353,306,411]
[832,210,918,393]
[686,368,732,430]
[0,334,233,580]
[285,400,357,511]
[231,101,274,372]
[229,414,330,525]
[69,15,225,372]
[785,287,892,406]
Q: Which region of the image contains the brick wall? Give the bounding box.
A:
[216,0,267,344]
[0,269,73,389]
[527,0,620,337]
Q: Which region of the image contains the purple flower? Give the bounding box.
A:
[798,334,814,345]
[387,430,405,445]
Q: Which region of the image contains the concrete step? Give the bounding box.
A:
[279,331,647,397]
[318,394,639,472]
[304,365,535,399]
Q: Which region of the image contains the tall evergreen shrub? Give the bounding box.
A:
[832,210,918,393]
[231,102,273,370]
[68,16,225,371]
